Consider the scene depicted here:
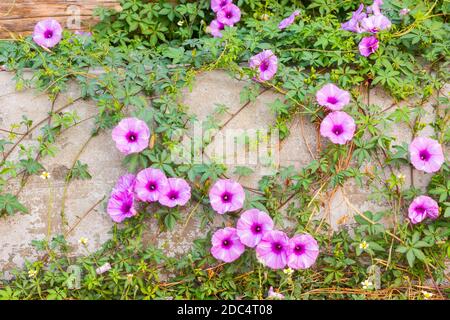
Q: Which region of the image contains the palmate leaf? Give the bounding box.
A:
[19,158,44,175]
[0,193,28,216]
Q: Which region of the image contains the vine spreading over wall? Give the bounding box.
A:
[0,0,448,300]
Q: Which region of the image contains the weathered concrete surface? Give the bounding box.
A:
[0,70,447,275]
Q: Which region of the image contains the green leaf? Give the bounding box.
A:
[19,159,44,175]
[406,249,415,267]
[67,161,92,181]
[0,194,28,216]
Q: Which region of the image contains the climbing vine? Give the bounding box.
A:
[0,0,448,300]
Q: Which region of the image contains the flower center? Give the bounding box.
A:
[272,242,283,253]
[332,124,344,136]
[126,132,138,143]
[415,206,426,215]
[222,239,233,248]
[147,182,157,191]
[251,224,262,234]
[44,29,54,39]
[326,96,339,105]
[220,0,228,6]
[294,244,305,255]
[221,192,233,203]
[167,190,179,200]
[121,202,132,214]
[226,11,233,19]
[260,60,270,72]
[419,149,431,161]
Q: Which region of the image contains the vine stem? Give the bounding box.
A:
[60,135,94,230]
[2,97,83,163]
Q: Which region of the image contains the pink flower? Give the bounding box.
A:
[408,195,439,224]
[316,84,351,111]
[211,0,232,13]
[320,111,356,145]
[249,50,278,82]
[361,15,391,33]
[278,10,300,30]
[112,118,150,155]
[256,230,289,270]
[33,19,63,48]
[399,8,410,16]
[367,0,383,15]
[209,19,225,38]
[135,168,169,202]
[209,179,245,214]
[287,234,319,270]
[211,227,245,263]
[113,174,136,193]
[236,209,274,248]
[267,287,285,300]
[359,36,379,57]
[74,30,92,37]
[409,137,444,173]
[217,4,241,26]
[158,178,191,208]
[341,4,367,33]
[107,190,137,223]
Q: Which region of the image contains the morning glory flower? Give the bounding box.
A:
[278,10,300,30]
[408,195,439,224]
[112,118,150,155]
[316,83,351,111]
[33,19,63,48]
[256,230,290,270]
[409,137,444,173]
[249,50,278,82]
[236,209,274,248]
[320,111,356,145]
[158,178,191,208]
[209,179,245,214]
[217,3,241,26]
[359,36,379,57]
[211,227,245,263]
[287,234,319,270]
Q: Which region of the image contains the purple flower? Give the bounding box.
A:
[400,8,410,16]
[211,227,245,263]
[320,111,356,145]
[211,0,232,13]
[33,19,63,48]
[287,234,319,270]
[359,36,379,57]
[107,190,137,223]
[256,230,289,270]
[409,137,444,173]
[408,195,439,224]
[209,19,225,38]
[316,84,351,111]
[74,30,92,37]
[249,50,278,82]
[112,118,150,155]
[113,174,136,193]
[361,15,391,33]
[158,178,191,208]
[278,10,300,30]
[267,287,285,300]
[341,4,367,33]
[367,0,383,15]
[209,179,245,214]
[135,168,169,202]
[236,209,274,248]
[217,4,241,26]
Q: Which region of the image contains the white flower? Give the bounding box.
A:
[359,241,369,251]
[361,279,373,290]
[78,237,89,246]
[126,273,134,282]
[40,171,51,180]
[422,290,433,300]
[177,20,184,26]
[28,269,38,278]
[283,267,294,275]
